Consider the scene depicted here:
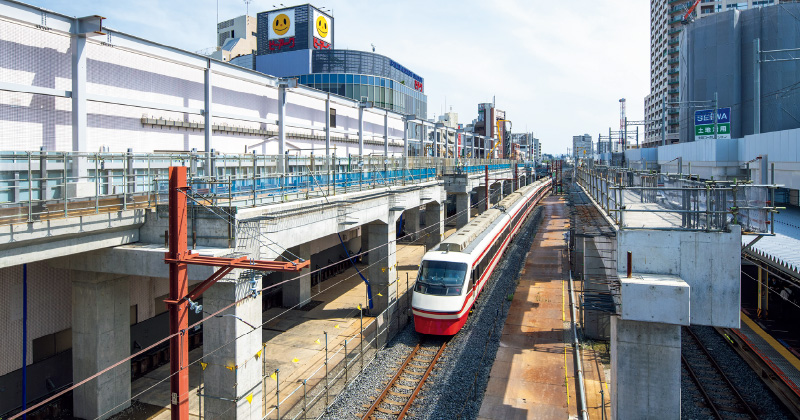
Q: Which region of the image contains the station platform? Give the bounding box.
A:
[478,196,610,420]
[124,230,453,419]
[737,310,800,395]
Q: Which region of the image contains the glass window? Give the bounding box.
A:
[338,74,345,84]
[380,78,385,87]
[354,75,361,84]
[414,260,468,296]
[368,76,374,85]
[314,74,322,84]
[346,74,353,84]
[389,80,394,89]
[345,84,354,99]
[322,74,329,84]
[338,84,345,96]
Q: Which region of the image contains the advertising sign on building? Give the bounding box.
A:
[311,8,333,49]
[694,108,731,140]
[267,9,295,39]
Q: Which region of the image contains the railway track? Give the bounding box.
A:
[361,339,447,420]
[716,326,800,418]
[681,326,758,419]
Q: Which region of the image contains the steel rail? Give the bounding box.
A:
[682,327,758,419]
[362,341,447,420]
[362,343,421,420]
[397,342,447,419]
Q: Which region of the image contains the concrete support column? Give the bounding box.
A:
[475,187,487,213]
[363,221,397,316]
[281,243,311,308]
[424,201,444,250]
[611,317,681,419]
[405,206,421,242]
[455,193,471,229]
[203,274,263,419]
[71,271,131,420]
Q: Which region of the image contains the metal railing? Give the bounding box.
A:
[0,151,520,225]
[254,275,417,420]
[575,165,781,233]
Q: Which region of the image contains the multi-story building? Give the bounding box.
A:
[211,15,257,63]
[253,4,427,119]
[573,134,593,160]
[644,0,786,147]
[679,4,800,141]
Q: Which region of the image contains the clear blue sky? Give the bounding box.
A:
[26,0,650,155]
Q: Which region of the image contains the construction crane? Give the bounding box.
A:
[487,118,511,158]
[682,0,701,25]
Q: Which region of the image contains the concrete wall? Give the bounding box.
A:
[616,226,741,328]
[611,317,681,420]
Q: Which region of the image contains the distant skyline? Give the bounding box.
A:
[26,0,650,155]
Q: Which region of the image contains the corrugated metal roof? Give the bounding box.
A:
[743,206,800,276]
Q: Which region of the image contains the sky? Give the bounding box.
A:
[27,0,651,155]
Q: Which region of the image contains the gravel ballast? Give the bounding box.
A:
[322,205,546,420]
[681,325,793,419]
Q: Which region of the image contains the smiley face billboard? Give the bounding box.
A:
[268,8,295,39]
[311,8,333,48]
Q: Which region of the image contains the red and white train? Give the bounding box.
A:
[412,178,552,335]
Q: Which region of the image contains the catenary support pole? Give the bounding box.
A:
[167,166,189,420]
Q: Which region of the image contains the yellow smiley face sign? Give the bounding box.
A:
[273,14,290,36]
[316,15,328,38]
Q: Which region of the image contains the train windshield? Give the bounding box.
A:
[414,260,468,296]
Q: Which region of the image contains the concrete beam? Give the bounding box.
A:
[49,244,230,281]
[0,226,141,269]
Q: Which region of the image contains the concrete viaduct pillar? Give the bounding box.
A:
[404,206,421,242]
[203,273,263,419]
[454,193,471,229]
[71,271,131,420]
[475,187,487,212]
[281,243,311,308]
[363,221,397,316]
[424,201,444,251]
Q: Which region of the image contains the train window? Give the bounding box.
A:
[415,260,468,296]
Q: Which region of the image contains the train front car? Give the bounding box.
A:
[411,253,474,335]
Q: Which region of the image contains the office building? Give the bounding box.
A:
[573,134,593,160]
[644,0,787,146]
[211,15,257,63]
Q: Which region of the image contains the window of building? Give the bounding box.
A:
[330,108,337,127]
